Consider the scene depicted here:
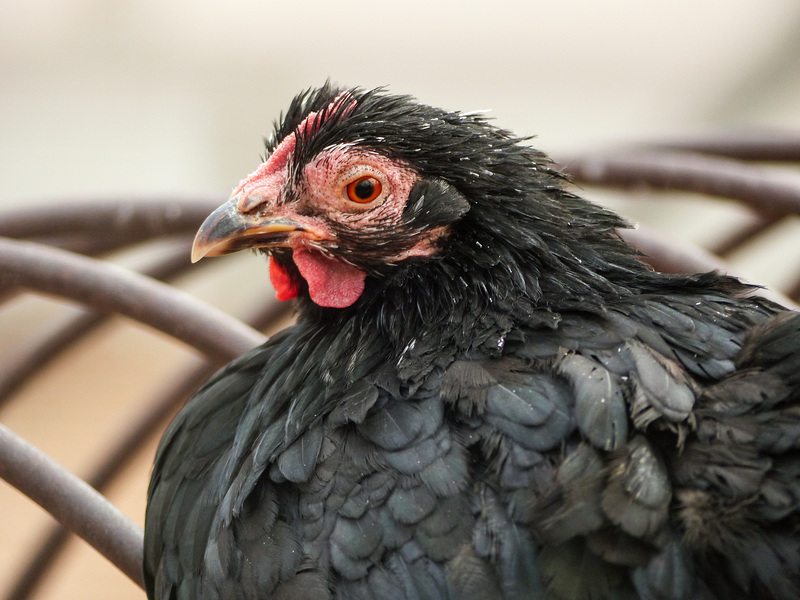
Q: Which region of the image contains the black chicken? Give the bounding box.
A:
[143,84,800,600]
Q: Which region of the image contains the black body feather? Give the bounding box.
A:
[144,84,800,599]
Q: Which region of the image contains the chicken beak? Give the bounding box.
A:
[191,198,304,263]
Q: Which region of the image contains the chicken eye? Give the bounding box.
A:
[345,176,382,203]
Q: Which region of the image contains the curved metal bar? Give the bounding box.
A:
[653,131,800,162]
[5,300,294,600]
[0,198,218,304]
[789,278,800,302]
[0,197,220,240]
[4,360,211,600]
[0,237,266,363]
[562,150,800,218]
[0,240,194,408]
[0,199,219,300]
[0,234,199,309]
[620,226,799,310]
[0,422,145,588]
[620,227,730,274]
[706,215,779,257]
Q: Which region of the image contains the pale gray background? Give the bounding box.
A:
[4,2,800,202]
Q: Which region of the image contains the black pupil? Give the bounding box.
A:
[354,178,375,200]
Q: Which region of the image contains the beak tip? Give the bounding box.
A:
[190,197,303,263]
[190,231,213,263]
[191,199,237,263]
[190,246,205,264]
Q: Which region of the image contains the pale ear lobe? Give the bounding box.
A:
[404,179,471,227]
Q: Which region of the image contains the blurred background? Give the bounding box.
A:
[2,1,800,598]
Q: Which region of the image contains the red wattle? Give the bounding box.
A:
[293,248,366,308]
[269,257,299,301]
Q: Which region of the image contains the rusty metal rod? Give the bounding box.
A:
[653,131,800,162]
[0,199,218,301]
[620,227,731,274]
[0,241,194,408]
[4,360,210,599]
[621,226,799,310]
[0,233,195,304]
[707,215,779,257]
[789,277,800,302]
[0,422,145,589]
[0,237,266,363]
[562,150,800,218]
[0,197,220,240]
[5,300,294,600]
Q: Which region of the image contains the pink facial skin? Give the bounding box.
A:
[233,95,447,309]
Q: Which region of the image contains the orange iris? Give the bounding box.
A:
[345,176,382,203]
